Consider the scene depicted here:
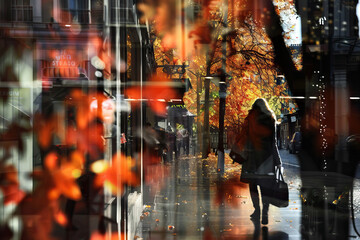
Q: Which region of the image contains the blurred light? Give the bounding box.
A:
[65,24,71,27]
[350,97,360,100]
[90,99,116,123]
[90,100,98,111]
[280,96,305,99]
[72,169,82,178]
[91,160,108,173]
[91,56,106,70]
[95,70,103,78]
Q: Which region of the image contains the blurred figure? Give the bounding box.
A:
[166,124,176,163]
[182,128,189,156]
[176,128,183,157]
[239,98,282,225]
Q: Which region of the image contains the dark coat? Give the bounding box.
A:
[240,109,281,182]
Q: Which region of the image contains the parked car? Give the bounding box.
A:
[289,132,302,154]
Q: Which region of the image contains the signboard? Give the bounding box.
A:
[41,50,88,79]
[52,51,78,67]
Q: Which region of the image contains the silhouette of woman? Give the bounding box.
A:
[239,98,282,225]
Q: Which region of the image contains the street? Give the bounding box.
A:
[138,149,303,239]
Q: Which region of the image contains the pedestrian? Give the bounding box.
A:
[238,98,282,225]
[181,128,189,156]
[176,128,183,157]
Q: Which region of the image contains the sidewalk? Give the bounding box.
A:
[137,151,302,239]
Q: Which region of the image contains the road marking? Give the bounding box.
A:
[283,162,300,168]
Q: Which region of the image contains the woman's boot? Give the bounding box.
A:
[261,204,269,225]
[250,208,260,221]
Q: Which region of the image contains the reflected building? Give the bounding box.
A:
[0,0,156,239]
[293,0,360,239]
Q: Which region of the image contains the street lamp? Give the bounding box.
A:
[202,76,212,159]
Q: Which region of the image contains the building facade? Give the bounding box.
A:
[293,0,360,238]
[0,0,155,239]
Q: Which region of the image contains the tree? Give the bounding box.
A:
[146,0,300,161]
[181,12,296,140]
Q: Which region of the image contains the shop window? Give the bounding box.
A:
[91,0,103,24]
[11,0,33,22]
[109,0,135,24]
[0,0,11,22]
[59,0,90,23]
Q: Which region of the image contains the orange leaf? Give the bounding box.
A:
[1,185,25,205]
[54,211,68,226]
[44,152,58,170]
[125,73,178,115]
[93,154,139,195]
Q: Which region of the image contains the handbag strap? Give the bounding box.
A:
[275,166,284,181]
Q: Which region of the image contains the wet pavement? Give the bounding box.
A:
[138,150,303,239]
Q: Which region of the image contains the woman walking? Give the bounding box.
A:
[238,98,282,225]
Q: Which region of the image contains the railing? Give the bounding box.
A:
[11,6,33,22]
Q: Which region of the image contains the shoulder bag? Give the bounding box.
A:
[268,166,289,208]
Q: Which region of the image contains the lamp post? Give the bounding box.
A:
[217,70,227,174]
[202,76,211,159]
[217,1,228,174]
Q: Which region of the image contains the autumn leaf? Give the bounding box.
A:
[125,73,178,115]
[66,120,104,159]
[0,164,25,205]
[0,121,31,155]
[34,112,64,149]
[16,151,84,239]
[68,89,110,129]
[29,152,81,202]
[1,185,25,206]
[17,194,60,240]
[54,210,68,226]
[92,153,139,195]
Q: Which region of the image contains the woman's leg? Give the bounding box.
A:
[249,182,260,219]
[259,183,270,225]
